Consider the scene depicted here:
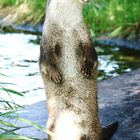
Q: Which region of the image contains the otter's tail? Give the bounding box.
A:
[100,122,119,140]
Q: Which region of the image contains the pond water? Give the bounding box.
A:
[0,33,140,106]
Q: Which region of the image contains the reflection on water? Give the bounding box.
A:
[97,45,140,80]
[0,33,140,105]
[0,33,45,106]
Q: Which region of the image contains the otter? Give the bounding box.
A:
[39,0,118,140]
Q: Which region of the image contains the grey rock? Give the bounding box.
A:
[96,37,140,51]
[7,69,140,140]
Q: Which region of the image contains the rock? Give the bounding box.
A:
[95,37,140,51]
[11,69,140,140]
[0,22,42,35]
[0,70,139,139]
[98,68,140,140]
[1,21,140,51]
[15,101,48,139]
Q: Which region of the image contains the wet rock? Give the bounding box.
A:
[95,37,140,51]
[15,101,48,139]
[0,23,42,35]
[9,69,140,139]
[1,21,140,51]
[99,68,140,140]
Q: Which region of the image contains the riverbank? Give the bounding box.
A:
[0,0,140,37]
[1,0,140,50]
[0,23,42,35]
[8,68,140,140]
[1,22,140,52]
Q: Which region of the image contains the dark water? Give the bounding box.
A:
[0,33,140,105]
[97,45,140,80]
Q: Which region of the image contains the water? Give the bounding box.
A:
[0,33,140,106]
[0,33,45,107]
[97,45,140,80]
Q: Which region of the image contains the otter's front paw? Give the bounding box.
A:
[49,68,62,84]
[81,58,97,77]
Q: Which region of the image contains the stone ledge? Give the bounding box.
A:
[95,37,140,51]
[1,22,140,51]
[10,68,140,140]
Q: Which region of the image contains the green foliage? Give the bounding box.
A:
[84,0,140,36]
[18,117,54,137]
[0,73,52,139]
[0,74,36,139]
[0,0,17,7]
[0,88,24,97]
[0,0,140,36]
[0,0,46,24]
[0,134,33,140]
[26,0,46,24]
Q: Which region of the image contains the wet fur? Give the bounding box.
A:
[39,0,118,140]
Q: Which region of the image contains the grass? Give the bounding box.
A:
[0,0,140,36]
[0,73,28,139]
[0,73,52,140]
[0,0,46,25]
[84,0,140,37]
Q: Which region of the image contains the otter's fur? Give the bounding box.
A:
[39,0,118,140]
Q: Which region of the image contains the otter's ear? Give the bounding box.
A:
[80,135,89,140]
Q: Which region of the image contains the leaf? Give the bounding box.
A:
[0,120,18,128]
[0,88,24,96]
[18,117,55,137]
[0,134,33,140]
[0,100,23,109]
[0,82,15,85]
[0,111,17,117]
[0,73,11,78]
[109,26,122,38]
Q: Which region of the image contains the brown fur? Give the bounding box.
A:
[39,0,118,140]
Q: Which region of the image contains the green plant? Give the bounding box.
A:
[0,73,53,139]
[84,0,140,36]
[0,73,31,139]
[0,0,140,36]
[0,0,18,7]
